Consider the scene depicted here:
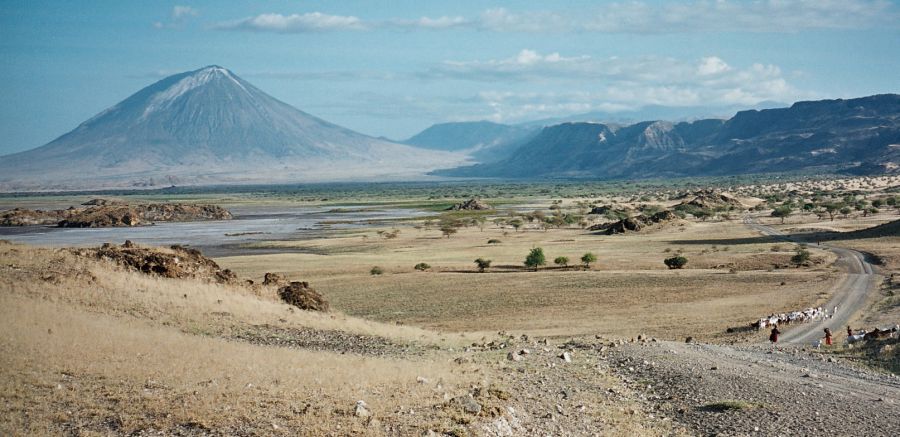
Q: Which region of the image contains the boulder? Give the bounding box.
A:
[263,272,287,286]
[278,281,329,312]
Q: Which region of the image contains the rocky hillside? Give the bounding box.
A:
[0,66,467,191]
[436,94,900,179]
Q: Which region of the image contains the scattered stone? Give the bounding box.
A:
[560,352,572,363]
[507,351,522,362]
[451,394,482,415]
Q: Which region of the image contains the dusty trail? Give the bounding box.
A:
[744,217,879,345]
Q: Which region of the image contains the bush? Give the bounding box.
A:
[524,247,546,271]
[554,256,569,268]
[581,252,597,269]
[474,258,492,272]
[487,239,501,244]
[370,266,384,276]
[664,256,688,269]
[791,248,811,265]
[414,262,431,271]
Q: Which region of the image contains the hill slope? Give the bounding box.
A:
[437,95,900,179]
[402,121,537,163]
[0,66,467,191]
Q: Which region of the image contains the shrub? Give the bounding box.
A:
[791,248,811,265]
[440,225,458,238]
[414,262,431,271]
[554,256,569,268]
[487,239,502,244]
[664,256,688,269]
[370,266,384,276]
[474,258,492,273]
[581,252,597,269]
[524,247,546,271]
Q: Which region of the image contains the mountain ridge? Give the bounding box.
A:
[434,94,900,179]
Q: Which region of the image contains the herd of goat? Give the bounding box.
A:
[752,306,899,343]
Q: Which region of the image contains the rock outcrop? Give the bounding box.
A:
[278,281,329,312]
[0,203,232,227]
[75,242,237,283]
[447,198,492,211]
[592,210,678,235]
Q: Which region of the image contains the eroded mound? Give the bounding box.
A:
[278,281,329,312]
[0,203,232,227]
[592,210,678,235]
[677,189,745,210]
[74,242,237,283]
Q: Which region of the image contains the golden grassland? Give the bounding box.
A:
[220,217,841,340]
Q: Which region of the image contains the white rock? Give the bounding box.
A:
[560,352,572,363]
[355,400,370,417]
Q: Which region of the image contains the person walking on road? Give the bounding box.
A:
[847,325,853,338]
[824,328,833,346]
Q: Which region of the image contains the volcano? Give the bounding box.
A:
[0,66,467,190]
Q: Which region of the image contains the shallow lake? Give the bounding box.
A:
[0,205,428,257]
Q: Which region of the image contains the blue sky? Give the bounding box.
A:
[1,0,898,155]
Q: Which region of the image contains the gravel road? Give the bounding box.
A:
[611,340,900,436]
[601,218,896,436]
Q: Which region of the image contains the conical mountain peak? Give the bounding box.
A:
[0,67,467,190]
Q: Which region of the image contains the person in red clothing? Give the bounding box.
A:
[824,328,833,346]
[769,325,780,349]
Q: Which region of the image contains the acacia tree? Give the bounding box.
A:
[474,258,492,273]
[440,224,458,238]
[771,205,793,224]
[581,252,597,270]
[524,247,546,271]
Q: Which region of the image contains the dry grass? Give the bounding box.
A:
[0,242,487,435]
[220,220,838,340]
[0,294,458,436]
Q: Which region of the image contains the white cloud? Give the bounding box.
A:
[427,51,812,122]
[214,12,366,32]
[390,16,469,29]
[697,56,731,75]
[154,5,199,29]
[213,1,898,34]
[172,6,199,19]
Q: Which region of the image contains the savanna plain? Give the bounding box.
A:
[2,175,899,436]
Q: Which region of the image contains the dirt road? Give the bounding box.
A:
[744,217,879,345]
[601,219,897,436]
